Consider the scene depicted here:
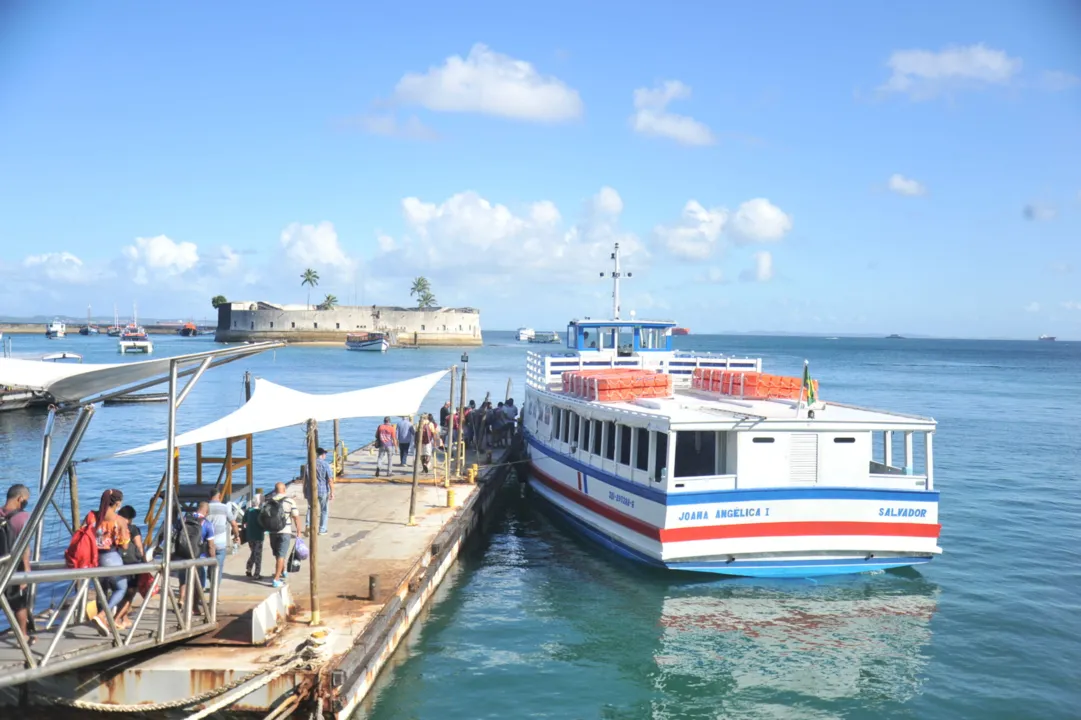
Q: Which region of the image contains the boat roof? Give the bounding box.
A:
[570,318,676,328]
[535,386,935,431]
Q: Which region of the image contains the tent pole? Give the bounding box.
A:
[333,419,340,473]
[446,366,456,489]
[307,419,320,626]
[158,359,178,643]
[407,414,422,526]
[457,364,468,476]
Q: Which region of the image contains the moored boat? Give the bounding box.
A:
[178,322,198,337]
[345,331,389,352]
[528,331,561,344]
[521,243,940,578]
[1038,335,1056,342]
[118,323,153,353]
[516,327,535,342]
[672,327,690,336]
[45,318,66,339]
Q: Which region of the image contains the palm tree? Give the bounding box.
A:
[417,289,438,309]
[301,268,320,309]
[211,295,228,309]
[409,277,430,300]
[317,294,338,311]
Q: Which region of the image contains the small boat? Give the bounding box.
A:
[516,327,535,342]
[178,322,198,337]
[78,304,99,335]
[521,242,941,578]
[45,319,66,339]
[41,352,82,363]
[672,327,690,336]
[528,331,561,344]
[118,321,153,354]
[1038,335,1056,342]
[345,332,389,352]
[106,305,122,336]
[886,334,904,339]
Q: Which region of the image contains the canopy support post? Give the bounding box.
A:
[306,419,320,626]
[333,419,341,474]
[407,414,422,527]
[68,462,80,531]
[446,366,456,489]
[30,408,57,613]
[456,364,468,476]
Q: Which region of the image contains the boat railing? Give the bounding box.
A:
[526,351,762,390]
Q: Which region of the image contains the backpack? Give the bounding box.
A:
[0,510,18,564]
[259,497,288,533]
[173,514,206,560]
[65,514,99,569]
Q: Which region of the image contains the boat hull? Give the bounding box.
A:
[118,340,153,354]
[524,434,939,578]
[346,339,389,352]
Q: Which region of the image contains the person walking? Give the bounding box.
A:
[375,417,397,478]
[1,484,32,642]
[207,489,241,588]
[419,414,441,473]
[265,482,300,588]
[243,492,265,580]
[89,489,131,635]
[305,447,335,535]
[174,501,215,612]
[396,416,415,466]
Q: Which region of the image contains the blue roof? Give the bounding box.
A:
[569,319,676,328]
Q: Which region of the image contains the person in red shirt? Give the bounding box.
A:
[375,417,397,477]
[1,484,32,642]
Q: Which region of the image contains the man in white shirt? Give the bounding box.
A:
[207,490,241,589]
[268,482,301,588]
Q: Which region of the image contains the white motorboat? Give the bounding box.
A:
[528,331,561,344]
[45,319,66,339]
[516,327,535,342]
[118,323,153,354]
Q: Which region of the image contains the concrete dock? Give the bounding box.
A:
[5,440,520,717]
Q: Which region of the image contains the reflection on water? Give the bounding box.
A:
[361,491,939,720]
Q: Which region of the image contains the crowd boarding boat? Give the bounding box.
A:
[529,331,561,344]
[517,327,535,342]
[521,243,940,578]
[45,319,66,339]
[345,331,389,352]
[118,323,153,353]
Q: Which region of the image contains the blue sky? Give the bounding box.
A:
[1,1,1079,337]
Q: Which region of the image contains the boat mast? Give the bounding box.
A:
[601,243,632,320]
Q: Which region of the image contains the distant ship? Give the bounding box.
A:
[672,327,690,336]
[516,327,535,342]
[886,334,904,339]
[1038,335,1056,342]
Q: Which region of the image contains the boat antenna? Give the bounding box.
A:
[600,242,632,320]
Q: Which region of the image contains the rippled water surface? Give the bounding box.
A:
[2,332,1080,718]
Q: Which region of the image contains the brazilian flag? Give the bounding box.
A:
[802,360,816,404]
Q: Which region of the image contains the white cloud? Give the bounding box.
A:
[699,266,725,284]
[730,198,793,242]
[212,246,241,275]
[653,201,726,260]
[1062,301,1081,311]
[1040,70,1080,92]
[353,114,438,140]
[279,222,355,280]
[888,173,927,196]
[122,235,199,284]
[879,44,1022,99]
[378,186,643,284]
[23,252,89,284]
[630,81,715,146]
[1025,301,1040,313]
[740,251,774,283]
[1023,203,1056,222]
[392,44,582,122]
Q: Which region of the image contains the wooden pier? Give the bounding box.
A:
[7,440,520,717]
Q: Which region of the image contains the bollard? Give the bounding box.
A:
[369,575,378,601]
[447,488,456,507]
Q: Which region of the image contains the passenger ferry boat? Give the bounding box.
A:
[118,323,153,353]
[45,319,66,339]
[521,244,940,578]
[516,327,535,342]
[345,331,389,352]
[529,331,561,344]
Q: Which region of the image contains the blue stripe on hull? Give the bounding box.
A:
[526,434,938,506]
[525,472,933,579]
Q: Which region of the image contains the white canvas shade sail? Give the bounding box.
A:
[107,370,447,459]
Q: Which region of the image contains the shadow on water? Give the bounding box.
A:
[358,482,940,720]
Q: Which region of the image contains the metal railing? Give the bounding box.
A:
[526,350,762,391]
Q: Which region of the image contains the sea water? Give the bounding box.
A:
[1,333,1079,719]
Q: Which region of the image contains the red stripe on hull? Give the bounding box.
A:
[528,463,941,543]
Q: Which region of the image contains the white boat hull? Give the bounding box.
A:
[118,340,153,354]
[524,434,940,578]
[346,339,389,352]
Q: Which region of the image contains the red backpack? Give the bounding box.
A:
[64,513,99,569]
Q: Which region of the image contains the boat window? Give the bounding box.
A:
[250,322,254,330]
[291,322,296,329]
[604,421,616,460]
[561,410,570,443]
[568,412,578,445]
[270,322,274,329]
[674,431,717,478]
[834,437,856,444]
[336,323,340,330]
[552,407,561,439]
[639,327,666,350]
[752,437,775,444]
[314,323,318,329]
[619,425,632,465]
[592,420,603,456]
[635,428,649,470]
[581,416,590,450]
[653,432,668,481]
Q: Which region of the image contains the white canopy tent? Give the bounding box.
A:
[102,369,448,459]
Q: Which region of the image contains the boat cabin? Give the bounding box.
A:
[566,319,675,356]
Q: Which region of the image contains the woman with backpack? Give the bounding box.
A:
[86,488,130,635]
[112,505,151,628]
